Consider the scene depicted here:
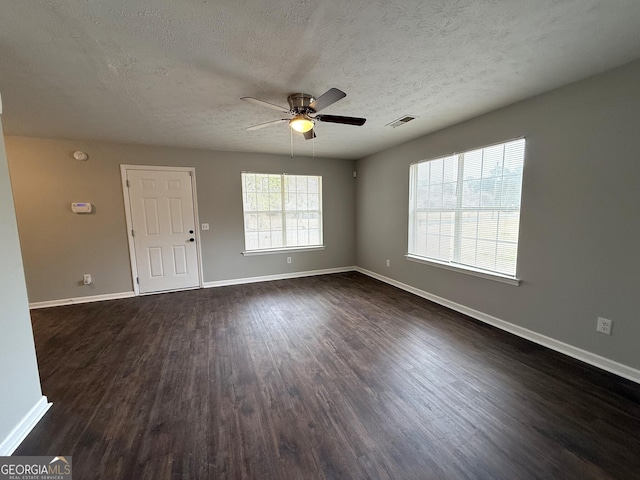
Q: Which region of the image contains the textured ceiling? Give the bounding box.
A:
[2,0,640,159]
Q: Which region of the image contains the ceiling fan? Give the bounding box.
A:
[241,88,366,139]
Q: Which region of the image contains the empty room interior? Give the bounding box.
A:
[1,1,640,478]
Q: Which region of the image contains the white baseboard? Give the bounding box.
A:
[29,291,135,310]
[203,266,356,288]
[0,396,52,455]
[355,267,640,384]
[27,268,357,307]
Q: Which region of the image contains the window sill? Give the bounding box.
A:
[405,254,520,286]
[242,246,326,256]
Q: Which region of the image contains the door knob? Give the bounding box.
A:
[189,238,195,242]
[189,230,194,234]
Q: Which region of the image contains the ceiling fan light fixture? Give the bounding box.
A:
[289,116,314,133]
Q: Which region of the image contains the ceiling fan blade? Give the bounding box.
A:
[303,129,317,140]
[309,88,346,112]
[246,119,288,131]
[241,97,289,113]
[315,114,366,126]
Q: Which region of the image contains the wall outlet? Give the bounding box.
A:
[386,259,390,267]
[596,317,612,335]
[83,274,92,285]
[201,223,210,231]
[287,257,292,264]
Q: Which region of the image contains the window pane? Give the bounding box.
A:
[442,182,457,208]
[482,144,504,178]
[308,213,320,230]
[429,184,443,207]
[308,193,319,210]
[426,234,440,258]
[461,211,478,238]
[497,212,519,242]
[496,243,517,275]
[268,175,281,192]
[462,180,480,207]
[270,215,283,232]
[245,213,258,232]
[296,193,308,211]
[308,177,319,193]
[504,139,525,171]
[244,174,256,192]
[296,176,308,193]
[459,237,477,265]
[430,158,443,184]
[258,232,271,249]
[269,192,281,211]
[270,230,283,247]
[476,239,497,271]
[477,212,498,241]
[479,179,498,207]
[443,156,458,182]
[256,174,268,192]
[308,229,320,245]
[245,232,259,250]
[463,150,482,180]
[285,193,296,211]
[256,192,270,211]
[285,175,295,192]
[417,186,429,208]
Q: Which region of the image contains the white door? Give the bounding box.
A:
[124,168,200,294]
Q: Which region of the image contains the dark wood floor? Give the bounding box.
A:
[17,272,640,479]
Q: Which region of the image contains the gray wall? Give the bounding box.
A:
[0,113,44,443]
[356,60,640,370]
[6,138,356,303]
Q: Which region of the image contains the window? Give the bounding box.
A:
[241,173,323,252]
[408,138,525,278]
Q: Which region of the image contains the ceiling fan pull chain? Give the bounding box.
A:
[290,125,294,158]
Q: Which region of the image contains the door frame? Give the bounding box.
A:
[120,165,204,296]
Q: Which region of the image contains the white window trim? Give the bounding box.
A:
[242,245,326,256]
[405,254,520,286]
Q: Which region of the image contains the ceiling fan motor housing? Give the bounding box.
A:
[287,93,315,114]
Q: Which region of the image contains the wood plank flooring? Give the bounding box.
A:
[16,272,640,479]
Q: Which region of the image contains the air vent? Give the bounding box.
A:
[386,115,417,128]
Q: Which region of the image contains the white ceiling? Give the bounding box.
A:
[2,0,640,160]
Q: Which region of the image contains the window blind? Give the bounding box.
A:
[409,139,525,276]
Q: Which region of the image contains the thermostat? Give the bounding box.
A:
[71,202,92,213]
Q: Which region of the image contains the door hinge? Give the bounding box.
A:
[136,277,139,284]
[131,229,135,237]
[126,179,130,187]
